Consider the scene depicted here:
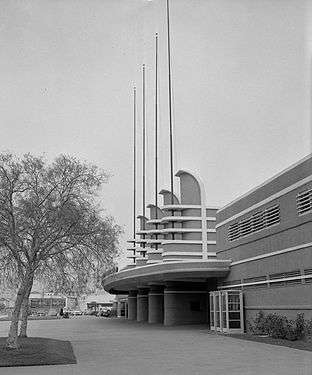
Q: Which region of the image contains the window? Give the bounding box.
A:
[243,275,266,284]
[304,268,312,283]
[242,276,268,290]
[297,187,312,215]
[269,270,300,280]
[269,270,301,287]
[228,205,280,242]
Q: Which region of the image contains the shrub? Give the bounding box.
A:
[249,312,306,341]
[294,313,305,340]
[109,307,117,317]
[304,319,312,342]
[265,313,288,339]
[248,311,266,335]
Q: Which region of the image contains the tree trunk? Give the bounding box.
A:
[19,278,33,338]
[6,273,33,350]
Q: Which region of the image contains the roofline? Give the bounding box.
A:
[218,153,312,213]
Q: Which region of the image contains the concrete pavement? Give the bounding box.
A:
[0,317,311,375]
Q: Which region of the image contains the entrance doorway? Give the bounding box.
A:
[209,290,244,333]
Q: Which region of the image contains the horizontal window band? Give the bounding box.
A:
[159,216,216,223]
[162,240,216,245]
[136,229,163,234]
[148,293,164,296]
[162,252,216,257]
[245,305,312,310]
[217,174,312,228]
[230,241,312,266]
[146,250,163,254]
[162,228,216,233]
[219,274,312,289]
[161,205,219,211]
[163,258,201,262]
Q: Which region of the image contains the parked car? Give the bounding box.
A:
[47,308,58,316]
[102,309,111,317]
[97,308,111,317]
[72,310,83,316]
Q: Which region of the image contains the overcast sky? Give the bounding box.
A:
[0,0,311,266]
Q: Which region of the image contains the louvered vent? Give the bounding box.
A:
[243,275,267,284]
[228,205,280,242]
[269,270,300,280]
[297,187,312,215]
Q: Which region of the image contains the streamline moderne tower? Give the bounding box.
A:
[103,169,232,326]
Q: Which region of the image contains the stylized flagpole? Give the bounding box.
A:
[166,0,174,206]
[155,33,159,220]
[142,64,146,248]
[154,33,159,251]
[166,0,175,240]
[133,86,137,263]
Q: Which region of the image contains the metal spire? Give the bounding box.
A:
[142,64,146,237]
[133,86,137,241]
[155,33,159,220]
[166,0,174,206]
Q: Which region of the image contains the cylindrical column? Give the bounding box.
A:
[117,301,122,317]
[137,288,149,322]
[127,290,137,320]
[148,285,164,324]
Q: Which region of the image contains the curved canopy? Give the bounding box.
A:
[102,259,231,294]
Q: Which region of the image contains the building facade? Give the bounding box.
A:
[216,154,312,324]
[29,292,66,315]
[103,155,312,330]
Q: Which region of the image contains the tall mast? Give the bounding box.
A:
[166,0,175,240]
[166,0,174,206]
[155,33,159,220]
[142,64,146,239]
[133,86,137,241]
[132,86,137,264]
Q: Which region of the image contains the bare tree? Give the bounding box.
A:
[0,153,121,349]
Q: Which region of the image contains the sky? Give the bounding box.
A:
[0,0,311,267]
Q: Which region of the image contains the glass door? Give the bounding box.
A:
[209,290,244,334]
[215,292,221,331]
[221,292,227,331]
[227,291,244,333]
[209,292,215,330]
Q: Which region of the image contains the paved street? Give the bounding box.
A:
[0,317,311,375]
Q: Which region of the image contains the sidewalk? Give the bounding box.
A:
[0,317,311,375]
